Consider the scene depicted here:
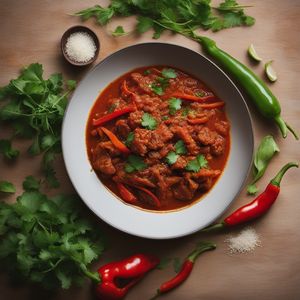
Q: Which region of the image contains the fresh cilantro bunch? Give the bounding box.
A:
[0,176,105,289]
[74,0,255,36]
[0,63,76,187]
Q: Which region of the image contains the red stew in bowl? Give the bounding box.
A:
[86,66,230,211]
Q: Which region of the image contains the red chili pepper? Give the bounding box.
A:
[197,101,225,109]
[116,182,137,204]
[93,106,135,126]
[151,242,216,299]
[100,127,130,155]
[171,92,216,102]
[132,185,161,208]
[187,116,209,124]
[95,253,159,300]
[202,162,298,231]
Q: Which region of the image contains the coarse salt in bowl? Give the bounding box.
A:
[61,26,100,66]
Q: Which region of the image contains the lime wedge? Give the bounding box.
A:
[265,60,277,82]
[248,44,262,62]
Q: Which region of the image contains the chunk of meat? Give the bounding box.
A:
[172,177,198,201]
[92,150,116,175]
[134,94,162,113]
[130,73,153,95]
[115,119,131,139]
[211,135,226,156]
[171,126,199,155]
[171,156,188,170]
[197,127,217,146]
[128,111,144,129]
[131,128,151,156]
[191,168,221,181]
[215,120,230,136]
[98,141,121,157]
[147,124,173,150]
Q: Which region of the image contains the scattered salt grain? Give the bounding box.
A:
[65,32,97,63]
[225,227,261,254]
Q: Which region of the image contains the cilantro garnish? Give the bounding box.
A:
[0,178,105,289]
[185,155,208,172]
[141,113,157,130]
[125,155,147,173]
[162,68,177,79]
[149,83,164,96]
[166,151,179,165]
[174,140,187,155]
[112,25,126,37]
[144,69,152,75]
[125,132,134,147]
[0,63,76,187]
[0,180,16,193]
[168,98,182,115]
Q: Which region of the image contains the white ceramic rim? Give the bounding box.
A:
[62,42,254,239]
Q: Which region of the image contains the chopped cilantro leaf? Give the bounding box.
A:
[174,140,187,155]
[166,151,179,165]
[0,181,16,193]
[162,68,177,79]
[149,83,163,95]
[112,25,126,37]
[162,116,169,121]
[186,155,208,172]
[141,113,157,130]
[168,98,182,115]
[125,155,147,173]
[125,132,134,147]
[144,69,151,75]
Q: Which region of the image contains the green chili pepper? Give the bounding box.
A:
[190,35,298,140]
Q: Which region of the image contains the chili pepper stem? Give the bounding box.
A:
[285,121,299,140]
[270,162,298,187]
[188,242,216,262]
[200,222,226,232]
[79,264,101,284]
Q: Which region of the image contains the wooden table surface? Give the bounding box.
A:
[1,1,299,299]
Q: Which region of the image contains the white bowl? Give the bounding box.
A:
[62,43,254,239]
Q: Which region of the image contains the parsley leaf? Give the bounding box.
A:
[166,151,179,165]
[186,155,208,172]
[162,68,177,79]
[0,181,16,193]
[23,176,41,191]
[141,113,157,130]
[125,132,134,147]
[0,139,19,159]
[125,155,147,173]
[168,98,182,115]
[174,140,187,155]
[74,5,115,25]
[0,185,105,289]
[0,63,75,187]
[136,16,154,33]
[112,25,127,37]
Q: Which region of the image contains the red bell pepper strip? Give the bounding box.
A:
[121,80,135,97]
[133,185,161,208]
[202,162,298,231]
[100,127,130,155]
[151,242,216,299]
[93,106,135,126]
[116,182,137,204]
[171,92,216,102]
[95,253,159,300]
[197,101,225,109]
[187,116,209,124]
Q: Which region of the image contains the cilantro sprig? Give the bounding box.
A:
[169,98,182,115]
[0,63,76,187]
[125,155,147,173]
[149,68,177,95]
[141,113,157,130]
[0,176,105,289]
[166,140,187,165]
[74,0,255,37]
[185,154,208,172]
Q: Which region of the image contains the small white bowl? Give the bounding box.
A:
[62,43,254,239]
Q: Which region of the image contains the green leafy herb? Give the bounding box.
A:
[186,154,208,172]
[156,257,172,270]
[125,132,134,147]
[0,185,105,289]
[141,113,157,130]
[74,0,255,37]
[247,135,279,195]
[174,140,187,155]
[125,155,147,173]
[0,63,75,187]
[0,139,19,159]
[162,68,177,79]
[173,257,182,273]
[108,103,118,113]
[166,151,179,165]
[112,25,127,37]
[23,176,41,191]
[162,115,169,121]
[169,98,182,115]
[149,83,163,96]
[144,69,151,75]
[0,181,16,193]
